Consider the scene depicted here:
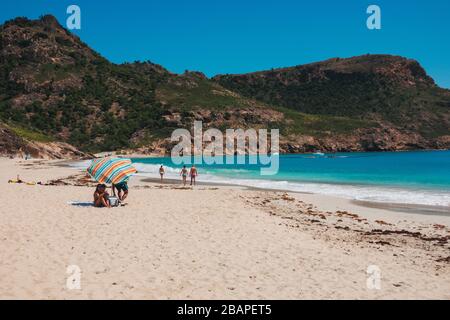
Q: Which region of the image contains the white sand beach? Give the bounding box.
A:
[0,157,449,299]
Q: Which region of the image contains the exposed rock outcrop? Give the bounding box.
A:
[0,123,91,159]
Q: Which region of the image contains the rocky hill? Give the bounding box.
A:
[0,121,89,159]
[1,15,449,156]
[213,56,450,146]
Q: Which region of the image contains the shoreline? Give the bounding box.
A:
[352,200,450,217]
[126,151,450,211]
[59,152,450,217]
[18,157,450,223]
[54,155,450,220]
[141,176,450,217]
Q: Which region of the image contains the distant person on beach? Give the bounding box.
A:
[159,165,165,183]
[190,165,198,186]
[94,184,110,208]
[8,175,23,184]
[113,181,129,202]
[180,165,188,186]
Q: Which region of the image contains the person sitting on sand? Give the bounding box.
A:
[190,165,198,186]
[159,165,165,183]
[94,184,110,208]
[113,181,129,202]
[180,165,188,186]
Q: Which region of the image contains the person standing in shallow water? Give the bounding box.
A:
[159,165,165,183]
[190,165,198,186]
[180,165,188,186]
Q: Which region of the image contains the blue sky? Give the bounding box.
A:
[1,0,450,88]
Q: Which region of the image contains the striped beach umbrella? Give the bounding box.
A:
[87,158,137,185]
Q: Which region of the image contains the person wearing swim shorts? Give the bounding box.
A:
[159,165,165,183]
[190,165,198,186]
[113,181,129,202]
[180,165,188,186]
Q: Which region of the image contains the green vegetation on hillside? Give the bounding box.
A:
[278,107,377,137]
[1,16,449,153]
[157,80,245,111]
[214,56,450,140]
[0,17,169,152]
[3,122,54,143]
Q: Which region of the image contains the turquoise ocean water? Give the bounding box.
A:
[73,151,450,206]
[126,150,450,207]
[72,151,450,207]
